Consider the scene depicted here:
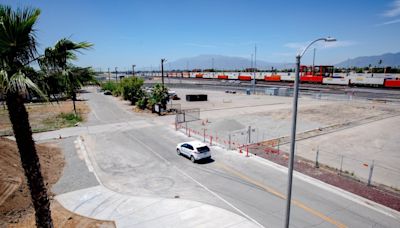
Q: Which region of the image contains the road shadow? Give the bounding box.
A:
[196,157,215,165]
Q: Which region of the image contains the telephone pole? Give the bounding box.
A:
[132,64,136,76]
[161,58,166,86]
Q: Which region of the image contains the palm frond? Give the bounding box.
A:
[0,5,40,67]
[7,71,47,100]
[0,69,9,94]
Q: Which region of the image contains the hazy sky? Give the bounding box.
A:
[3,0,400,70]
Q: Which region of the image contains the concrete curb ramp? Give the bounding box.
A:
[56,185,259,228]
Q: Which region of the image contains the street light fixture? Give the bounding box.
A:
[284,37,336,228]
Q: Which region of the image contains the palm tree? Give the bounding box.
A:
[40,39,93,115]
[0,5,54,227]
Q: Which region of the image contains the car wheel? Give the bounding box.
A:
[177,149,181,155]
[190,156,196,163]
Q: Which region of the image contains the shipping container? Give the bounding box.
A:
[384,79,400,88]
[281,75,295,82]
[350,77,384,86]
[238,75,252,81]
[323,77,350,85]
[264,75,281,81]
[300,76,323,83]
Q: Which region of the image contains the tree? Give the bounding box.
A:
[119,76,144,104]
[40,39,93,115]
[64,66,96,115]
[0,5,53,227]
[149,83,169,109]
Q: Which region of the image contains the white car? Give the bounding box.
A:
[176,141,211,163]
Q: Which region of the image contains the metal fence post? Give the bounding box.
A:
[339,155,344,174]
[248,126,251,144]
[229,133,231,150]
[174,115,177,131]
[277,138,280,152]
[315,147,319,168]
[368,160,375,186]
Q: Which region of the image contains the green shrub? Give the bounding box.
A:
[59,112,82,125]
[135,97,148,109]
[150,83,169,108]
[101,81,118,92]
[119,77,145,104]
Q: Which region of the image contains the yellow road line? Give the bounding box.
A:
[216,162,347,228]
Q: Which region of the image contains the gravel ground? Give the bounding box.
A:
[247,144,400,212]
[52,137,99,195]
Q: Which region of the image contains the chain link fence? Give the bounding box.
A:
[176,118,400,190]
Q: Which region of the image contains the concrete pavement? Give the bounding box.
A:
[46,87,400,227]
[56,186,257,228]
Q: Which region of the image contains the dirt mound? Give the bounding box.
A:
[0,138,115,227]
[0,138,64,225]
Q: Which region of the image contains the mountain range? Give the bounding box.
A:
[335,52,400,68]
[163,55,294,71]
[140,52,400,71]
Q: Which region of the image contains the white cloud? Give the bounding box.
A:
[383,0,400,17]
[377,18,400,26]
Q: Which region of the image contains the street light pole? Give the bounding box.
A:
[132,64,136,77]
[115,67,118,82]
[312,48,316,74]
[161,58,166,86]
[284,37,336,228]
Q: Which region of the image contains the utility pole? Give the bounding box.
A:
[115,67,118,81]
[253,44,257,93]
[132,64,136,77]
[212,57,215,77]
[108,67,110,82]
[161,58,166,86]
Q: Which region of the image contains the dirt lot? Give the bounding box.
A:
[169,88,400,189]
[0,100,90,136]
[0,138,115,227]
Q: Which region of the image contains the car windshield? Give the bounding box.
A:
[197,146,210,153]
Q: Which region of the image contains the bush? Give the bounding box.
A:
[119,77,145,104]
[59,112,82,125]
[150,83,169,108]
[101,81,118,92]
[135,97,148,109]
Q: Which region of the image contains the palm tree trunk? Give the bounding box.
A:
[6,92,54,228]
[72,91,77,116]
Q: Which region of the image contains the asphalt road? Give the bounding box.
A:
[74,87,400,227]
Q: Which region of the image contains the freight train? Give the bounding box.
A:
[141,65,400,88]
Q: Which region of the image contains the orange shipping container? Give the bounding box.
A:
[264,75,281,81]
[218,75,229,79]
[238,75,252,81]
